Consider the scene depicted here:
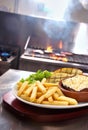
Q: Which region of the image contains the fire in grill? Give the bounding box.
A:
[24,48,88,64]
[24,47,88,65]
[24,38,88,65]
[20,27,88,73]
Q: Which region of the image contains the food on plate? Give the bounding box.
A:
[19,68,83,85]
[46,67,83,84]
[54,67,83,75]
[61,74,88,91]
[15,67,86,105]
[46,72,75,84]
[59,74,88,102]
[16,79,78,106]
[20,69,52,84]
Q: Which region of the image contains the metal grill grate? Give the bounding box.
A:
[67,54,88,64]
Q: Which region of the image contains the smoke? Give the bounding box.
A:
[43,0,82,40]
[43,19,78,41]
[64,0,88,22]
[64,0,82,19]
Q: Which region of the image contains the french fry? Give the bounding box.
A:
[42,101,51,105]
[41,78,46,84]
[53,92,60,100]
[45,87,57,98]
[48,96,53,103]
[52,101,69,105]
[43,82,58,88]
[58,96,78,105]
[30,86,37,102]
[17,81,28,96]
[57,87,64,96]
[20,94,30,102]
[42,101,68,105]
[36,81,46,93]
[24,84,34,96]
[37,94,45,104]
[36,92,43,98]
[17,82,22,90]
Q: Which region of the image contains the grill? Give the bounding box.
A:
[19,47,88,73]
[20,21,88,72]
[24,48,88,65]
[67,54,88,64]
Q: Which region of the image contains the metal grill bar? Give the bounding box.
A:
[67,54,88,64]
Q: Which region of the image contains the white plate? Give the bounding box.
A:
[12,85,88,109]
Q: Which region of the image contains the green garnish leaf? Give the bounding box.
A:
[20,69,51,84]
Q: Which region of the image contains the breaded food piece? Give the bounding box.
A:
[54,67,83,75]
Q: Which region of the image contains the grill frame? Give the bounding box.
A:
[20,52,88,73]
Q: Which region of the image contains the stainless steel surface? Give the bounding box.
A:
[0,69,88,130]
[24,36,31,50]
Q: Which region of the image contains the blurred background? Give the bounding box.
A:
[0,0,88,74]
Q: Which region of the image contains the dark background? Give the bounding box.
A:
[0,11,79,55]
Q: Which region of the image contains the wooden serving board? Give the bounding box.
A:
[2,91,88,122]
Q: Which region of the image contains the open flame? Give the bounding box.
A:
[46,45,53,53]
[44,41,68,62]
[58,40,63,50]
[29,40,68,62]
[50,53,68,62]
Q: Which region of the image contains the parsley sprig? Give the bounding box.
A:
[20,69,51,84]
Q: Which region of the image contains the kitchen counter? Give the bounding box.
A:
[0,69,88,130]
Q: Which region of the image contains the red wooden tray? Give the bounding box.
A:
[2,91,88,122]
